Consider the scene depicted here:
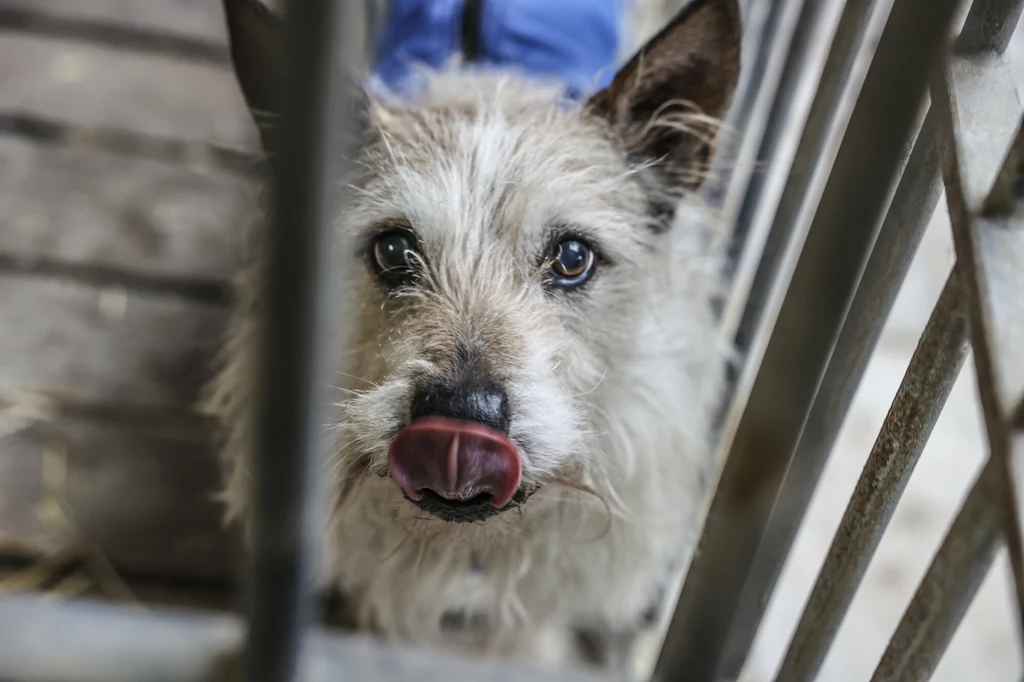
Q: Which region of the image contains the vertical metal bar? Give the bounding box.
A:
[772,269,969,682]
[718,0,1024,666]
[868,458,1003,682]
[244,1,367,681]
[721,0,882,346]
[936,0,1024,625]
[718,0,869,340]
[966,197,1024,644]
[702,0,804,213]
[652,0,963,677]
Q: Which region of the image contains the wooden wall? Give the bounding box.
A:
[0,0,263,601]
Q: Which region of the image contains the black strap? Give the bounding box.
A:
[460,0,484,62]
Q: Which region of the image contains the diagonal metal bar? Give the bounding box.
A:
[762,12,1024,678]
[955,0,1024,53]
[771,268,969,682]
[718,110,943,671]
[868,458,1003,682]
[652,0,963,678]
[725,5,1024,667]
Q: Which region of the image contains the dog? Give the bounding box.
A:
[206,0,740,674]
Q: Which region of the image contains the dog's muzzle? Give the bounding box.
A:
[387,380,523,523]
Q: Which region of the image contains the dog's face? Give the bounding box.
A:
[223,0,740,528]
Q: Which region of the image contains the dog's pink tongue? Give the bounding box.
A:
[387,417,521,508]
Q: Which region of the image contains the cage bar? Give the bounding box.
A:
[941,96,1024,641]
[654,0,963,678]
[727,2,1024,664]
[241,0,371,680]
[771,268,969,682]
[868,459,1004,682]
[720,0,878,344]
[2,0,1024,681]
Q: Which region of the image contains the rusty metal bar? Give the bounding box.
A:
[772,268,969,682]
[868,458,1003,682]
[243,0,369,680]
[860,12,1024,678]
[721,111,943,667]
[652,0,963,678]
[723,0,1024,671]
[0,595,609,682]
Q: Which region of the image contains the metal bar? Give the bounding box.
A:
[721,113,942,668]
[944,110,1024,649]
[772,268,969,682]
[956,0,1024,53]
[703,0,805,215]
[935,8,1024,628]
[722,0,882,348]
[868,458,1003,682]
[652,0,963,678]
[244,0,368,680]
[718,0,867,341]
[719,0,1024,667]
[0,596,610,682]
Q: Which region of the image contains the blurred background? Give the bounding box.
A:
[0,0,1019,680]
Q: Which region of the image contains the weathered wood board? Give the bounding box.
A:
[0,415,230,582]
[0,0,265,594]
[1,0,232,45]
[0,136,256,283]
[0,274,228,410]
[0,32,256,148]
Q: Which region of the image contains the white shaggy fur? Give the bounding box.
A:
[207,0,740,674]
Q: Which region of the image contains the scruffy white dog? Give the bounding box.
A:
[207,0,740,673]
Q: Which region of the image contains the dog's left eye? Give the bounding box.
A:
[372,230,419,283]
[548,238,595,288]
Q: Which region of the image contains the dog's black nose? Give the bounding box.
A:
[410,379,510,433]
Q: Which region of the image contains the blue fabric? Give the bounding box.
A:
[371,0,625,101]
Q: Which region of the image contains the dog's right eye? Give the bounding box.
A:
[372,230,419,283]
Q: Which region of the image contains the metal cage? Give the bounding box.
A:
[1,0,1023,680]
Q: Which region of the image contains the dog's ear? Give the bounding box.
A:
[588,0,741,191]
[223,0,285,154]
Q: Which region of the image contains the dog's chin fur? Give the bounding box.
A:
[206,64,730,671]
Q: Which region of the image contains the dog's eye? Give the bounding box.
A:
[372,230,419,282]
[548,238,595,288]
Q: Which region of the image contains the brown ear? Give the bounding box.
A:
[588,0,741,192]
[223,0,286,154]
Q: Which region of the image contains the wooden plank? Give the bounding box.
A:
[1,0,231,45]
[0,274,228,410]
[0,31,256,149]
[0,564,234,613]
[0,416,230,582]
[0,135,257,283]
